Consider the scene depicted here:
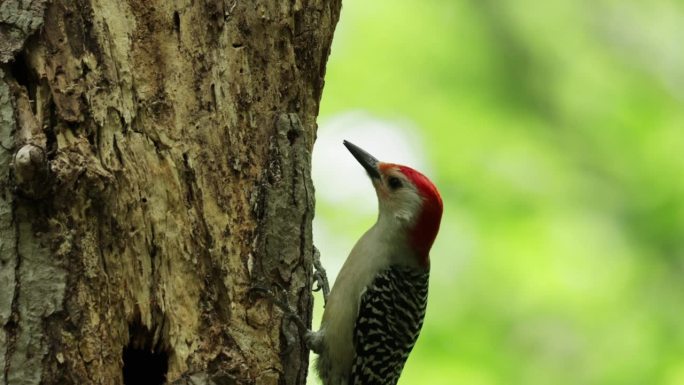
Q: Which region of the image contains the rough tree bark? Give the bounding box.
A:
[0,1,341,384]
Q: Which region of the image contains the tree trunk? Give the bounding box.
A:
[0,1,340,384]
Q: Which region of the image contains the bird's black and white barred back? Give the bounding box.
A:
[350,265,430,385]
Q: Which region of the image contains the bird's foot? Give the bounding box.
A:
[312,246,330,305]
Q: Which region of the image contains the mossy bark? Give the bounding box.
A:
[0,1,341,384]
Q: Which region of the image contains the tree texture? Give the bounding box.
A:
[0,0,341,384]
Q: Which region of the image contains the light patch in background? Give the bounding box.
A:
[313,111,430,211]
[600,2,684,100]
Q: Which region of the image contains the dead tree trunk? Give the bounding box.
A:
[0,1,341,384]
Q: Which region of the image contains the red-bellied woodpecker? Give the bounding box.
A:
[306,141,443,385]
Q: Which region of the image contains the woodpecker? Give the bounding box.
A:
[307,141,443,385]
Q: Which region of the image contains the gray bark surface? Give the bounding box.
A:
[0,1,341,384]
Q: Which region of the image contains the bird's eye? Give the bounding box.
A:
[388,176,402,190]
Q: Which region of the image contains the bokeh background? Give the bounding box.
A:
[308,1,684,384]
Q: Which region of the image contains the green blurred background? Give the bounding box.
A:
[309,1,684,384]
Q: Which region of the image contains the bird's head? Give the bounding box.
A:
[344,140,443,267]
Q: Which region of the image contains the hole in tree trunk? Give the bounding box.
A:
[9,51,31,89]
[122,321,169,385]
[173,11,181,34]
[9,51,38,114]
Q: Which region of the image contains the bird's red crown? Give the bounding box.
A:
[397,165,442,267]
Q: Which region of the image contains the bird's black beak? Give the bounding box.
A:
[343,140,381,180]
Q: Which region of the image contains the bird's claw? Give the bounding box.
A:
[312,247,330,305]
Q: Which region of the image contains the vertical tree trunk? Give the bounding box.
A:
[0,1,341,384]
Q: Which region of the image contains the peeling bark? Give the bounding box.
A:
[0,1,341,384]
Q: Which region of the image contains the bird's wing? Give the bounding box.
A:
[349,265,429,385]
